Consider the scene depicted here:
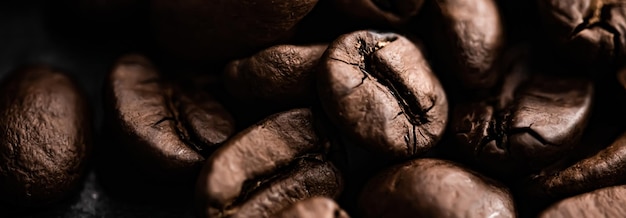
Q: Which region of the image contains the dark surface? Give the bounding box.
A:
[0,2,196,218]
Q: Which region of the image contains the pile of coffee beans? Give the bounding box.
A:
[2,0,626,217]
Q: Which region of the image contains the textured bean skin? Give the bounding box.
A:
[274,197,350,218]
[539,185,626,218]
[538,0,626,65]
[104,54,234,180]
[0,66,91,208]
[421,0,504,89]
[453,50,594,176]
[358,158,516,218]
[196,108,343,218]
[227,159,342,218]
[224,44,328,106]
[318,30,448,160]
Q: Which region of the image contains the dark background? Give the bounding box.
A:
[1,1,196,217]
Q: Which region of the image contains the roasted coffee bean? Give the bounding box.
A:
[332,0,424,26]
[453,50,594,177]
[274,197,350,218]
[223,43,327,109]
[358,158,516,218]
[524,131,626,201]
[103,54,234,181]
[151,0,319,61]
[537,0,626,66]
[0,66,91,207]
[317,30,448,160]
[419,0,504,90]
[538,185,626,218]
[195,108,343,218]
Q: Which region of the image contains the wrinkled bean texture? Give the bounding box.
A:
[318,30,448,160]
[538,0,626,65]
[196,108,343,218]
[0,66,91,208]
[420,0,504,90]
[151,0,318,61]
[358,158,516,218]
[103,54,234,181]
[453,55,593,176]
[224,43,327,107]
[274,197,350,218]
[539,185,626,218]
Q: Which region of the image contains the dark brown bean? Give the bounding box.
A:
[537,0,626,65]
[358,158,516,218]
[274,197,350,218]
[0,66,91,207]
[195,108,343,218]
[453,49,594,176]
[419,0,504,90]
[524,131,626,200]
[103,54,234,180]
[223,43,328,108]
[317,30,448,160]
[538,185,626,218]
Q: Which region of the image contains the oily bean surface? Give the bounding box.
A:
[0,66,91,207]
[318,30,448,160]
[358,158,516,218]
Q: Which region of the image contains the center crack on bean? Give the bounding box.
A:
[570,0,625,60]
[218,154,326,214]
[356,36,433,126]
[478,100,554,156]
[162,86,206,155]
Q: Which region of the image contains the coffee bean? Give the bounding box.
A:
[195,108,343,218]
[317,30,448,160]
[223,43,327,110]
[358,158,516,218]
[452,49,594,177]
[103,54,234,181]
[332,0,424,26]
[524,131,626,201]
[151,0,319,61]
[274,197,350,218]
[537,0,626,66]
[419,0,504,90]
[0,65,91,208]
[538,185,626,218]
